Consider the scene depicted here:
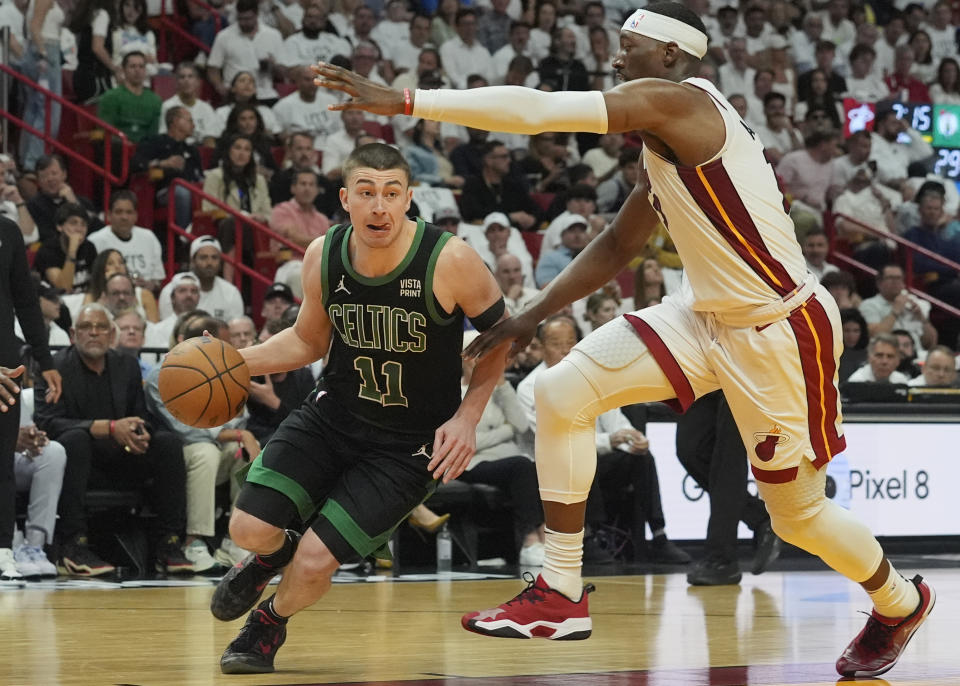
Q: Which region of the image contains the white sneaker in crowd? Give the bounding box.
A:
[518,542,546,567]
[213,536,249,568]
[0,548,25,582]
[184,539,220,573]
[15,545,58,578]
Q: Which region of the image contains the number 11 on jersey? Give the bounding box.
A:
[354,356,409,407]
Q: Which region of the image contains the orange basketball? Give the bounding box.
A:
[158,336,250,428]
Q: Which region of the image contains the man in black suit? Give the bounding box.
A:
[1,216,62,581]
[34,303,191,576]
[26,154,100,245]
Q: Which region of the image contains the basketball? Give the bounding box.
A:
[158,336,250,428]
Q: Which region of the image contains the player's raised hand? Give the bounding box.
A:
[312,62,405,116]
[428,415,476,484]
[463,311,539,362]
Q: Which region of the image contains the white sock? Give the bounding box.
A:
[541,527,584,601]
[868,564,920,620]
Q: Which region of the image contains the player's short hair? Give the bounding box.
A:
[109,189,138,210]
[342,142,411,185]
[640,1,708,40]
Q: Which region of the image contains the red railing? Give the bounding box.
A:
[826,211,960,320]
[155,0,220,61]
[0,63,132,209]
[165,178,306,291]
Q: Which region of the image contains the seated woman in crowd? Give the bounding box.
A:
[909,30,936,84]
[83,247,159,321]
[459,331,545,567]
[111,0,160,77]
[213,104,278,180]
[633,257,668,309]
[430,0,458,48]
[793,68,843,131]
[404,119,463,188]
[929,57,960,105]
[839,307,869,383]
[214,71,281,138]
[203,134,272,282]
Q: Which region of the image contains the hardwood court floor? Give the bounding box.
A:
[1,565,958,686]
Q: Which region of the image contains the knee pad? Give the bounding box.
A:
[758,460,883,582]
[533,361,602,505]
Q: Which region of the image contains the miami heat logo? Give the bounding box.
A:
[753,426,790,462]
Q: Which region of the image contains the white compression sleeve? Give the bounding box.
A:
[413,87,609,135]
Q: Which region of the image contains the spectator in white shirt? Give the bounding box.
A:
[755,92,803,165]
[384,13,434,76]
[874,14,908,78]
[581,133,623,180]
[742,5,775,64]
[87,190,165,291]
[718,37,755,101]
[929,57,960,104]
[277,1,352,76]
[149,272,200,350]
[922,1,958,64]
[819,0,856,52]
[832,163,898,269]
[845,333,911,384]
[802,227,840,281]
[159,62,219,146]
[908,29,938,84]
[907,345,958,387]
[844,44,890,103]
[439,8,493,89]
[157,237,244,321]
[350,40,391,86]
[213,71,282,137]
[491,21,532,85]
[207,0,284,101]
[859,264,937,352]
[370,0,411,58]
[272,65,343,148]
[322,109,367,178]
[0,0,28,65]
[869,107,933,191]
[494,253,539,314]
[745,69,776,129]
[790,12,824,74]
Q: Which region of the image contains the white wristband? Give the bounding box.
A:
[413,87,609,135]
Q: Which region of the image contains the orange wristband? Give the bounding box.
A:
[403,88,412,116]
[109,420,116,436]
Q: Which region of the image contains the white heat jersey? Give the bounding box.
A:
[642,77,807,313]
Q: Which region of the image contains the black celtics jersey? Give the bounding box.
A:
[319,218,465,437]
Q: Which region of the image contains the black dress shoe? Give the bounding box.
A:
[648,536,691,564]
[583,536,614,564]
[751,521,782,575]
[687,556,742,586]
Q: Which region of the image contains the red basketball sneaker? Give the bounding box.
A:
[461,573,594,640]
[836,575,936,678]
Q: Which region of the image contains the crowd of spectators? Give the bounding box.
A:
[2,0,960,581]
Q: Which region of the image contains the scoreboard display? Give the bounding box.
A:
[843,99,960,180]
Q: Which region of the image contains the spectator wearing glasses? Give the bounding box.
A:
[860,265,937,354]
[460,141,540,229]
[908,346,958,388]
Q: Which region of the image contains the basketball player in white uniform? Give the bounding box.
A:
[312,2,935,677]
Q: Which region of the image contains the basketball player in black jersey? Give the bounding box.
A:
[210,143,509,674]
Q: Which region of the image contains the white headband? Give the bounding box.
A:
[622,9,708,59]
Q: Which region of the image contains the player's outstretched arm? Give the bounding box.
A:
[240,238,333,376]
[465,183,658,361]
[427,239,510,483]
[313,62,709,142]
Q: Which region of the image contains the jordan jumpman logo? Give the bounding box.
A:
[335,275,351,295]
[412,444,431,459]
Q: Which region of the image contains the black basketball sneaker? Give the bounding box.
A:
[220,600,288,674]
[210,530,300,621]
